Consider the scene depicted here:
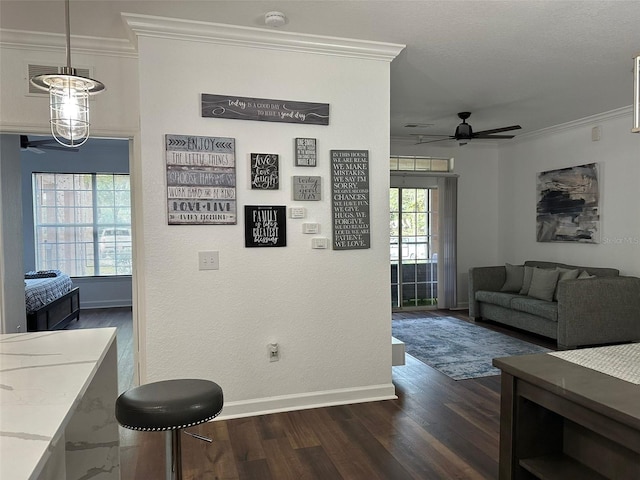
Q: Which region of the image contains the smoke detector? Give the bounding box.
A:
[264,11,287,27]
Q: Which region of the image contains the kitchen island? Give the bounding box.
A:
[0,328,120,479]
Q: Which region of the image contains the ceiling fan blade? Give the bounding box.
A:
[473,125,522,136]
[27,138,62,147]
[416,137,454,144]
[26,146,46,154]
[472,134,516,139]
[410,133,450,138]
[40,145,80,152]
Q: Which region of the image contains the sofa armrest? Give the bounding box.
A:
[468,266,506,319]
[557,276,640,348]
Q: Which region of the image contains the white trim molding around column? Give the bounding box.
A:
[633,53,640,133]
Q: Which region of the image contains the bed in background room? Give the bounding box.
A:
[25,270,80,331]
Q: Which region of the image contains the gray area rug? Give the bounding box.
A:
[392,316,551,380]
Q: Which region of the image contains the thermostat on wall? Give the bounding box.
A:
[290,207,306,218]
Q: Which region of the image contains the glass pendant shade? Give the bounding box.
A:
[29,0,105,147]
[634,54,640,133]
[31,68,104,148]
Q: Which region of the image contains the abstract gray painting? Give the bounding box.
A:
[537,163,599,243]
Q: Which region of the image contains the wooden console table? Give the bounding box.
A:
[493,348,640,480]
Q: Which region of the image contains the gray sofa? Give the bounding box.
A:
[469,260,640,349]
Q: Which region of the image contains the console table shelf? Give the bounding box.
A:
[520,454,607,480]
[493,348,640,480]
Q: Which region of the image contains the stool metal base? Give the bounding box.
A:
[165,429,212,480]
[166,430,182,480]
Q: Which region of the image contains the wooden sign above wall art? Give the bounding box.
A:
[165,134,236,225]
[331,150,370,250]
[201,94,329,125]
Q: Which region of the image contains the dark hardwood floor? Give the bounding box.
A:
[70,308,556,479]
[66,306,135,394]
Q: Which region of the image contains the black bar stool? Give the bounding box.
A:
[116,379,223,480]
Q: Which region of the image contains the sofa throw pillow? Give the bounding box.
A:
[553,267,580,300]
[519,266,535,295]
[501,263,524,292]
[528,267,560,302]
[578,270,596,279]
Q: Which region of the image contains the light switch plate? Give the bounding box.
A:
[198,251,219,270]
[302,222,319,234]
[290,207,306,219]
[311,237,329,249]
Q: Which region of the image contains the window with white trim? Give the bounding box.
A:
[33,173,132,276]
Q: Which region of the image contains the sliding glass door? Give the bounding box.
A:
[390,186,439,309]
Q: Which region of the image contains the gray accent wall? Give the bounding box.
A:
[21,136,132,309]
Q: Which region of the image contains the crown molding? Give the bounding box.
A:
[0,29,137,58]
[515,106,633,141]
[121,13,405,62]
[0,121,137,139]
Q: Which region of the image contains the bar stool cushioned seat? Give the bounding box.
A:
[116,379,224,431]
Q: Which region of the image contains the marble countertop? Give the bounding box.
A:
[0,328,117,479]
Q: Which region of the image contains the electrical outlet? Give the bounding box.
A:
[198,251,219,270]
[268,342,280,362]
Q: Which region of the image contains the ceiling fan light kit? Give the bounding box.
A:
[454,112,473,140]
[633,53,640,133]
[30,0,105,148]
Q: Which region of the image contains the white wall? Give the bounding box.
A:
[131,22,400,416]
[498,109,640,276]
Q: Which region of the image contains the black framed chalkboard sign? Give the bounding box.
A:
[250,153,279,190]
[244,205,287,247]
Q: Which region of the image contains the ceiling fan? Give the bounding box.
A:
[413,112,522,145]
[20,135,79,153]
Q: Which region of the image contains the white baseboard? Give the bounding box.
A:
[217,383,397,420]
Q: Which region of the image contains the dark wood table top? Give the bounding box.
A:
[493,351,640,430]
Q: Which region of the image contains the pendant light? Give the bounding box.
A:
[633,53,640,133]
[30,0,105,147]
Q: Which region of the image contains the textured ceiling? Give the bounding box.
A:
[2,0,639,141]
